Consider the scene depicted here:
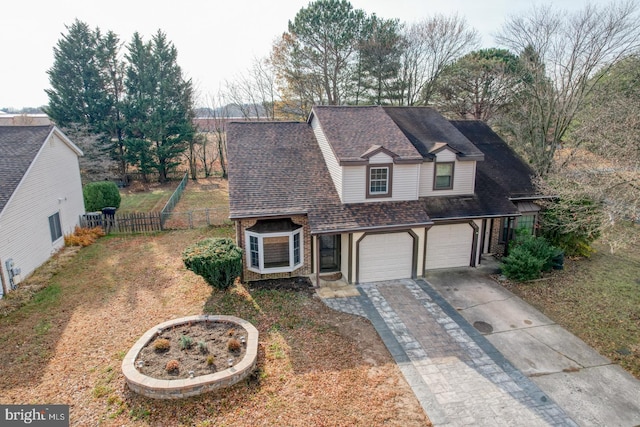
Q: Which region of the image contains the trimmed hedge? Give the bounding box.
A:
[182,238,242,290]
[83,181,121,212]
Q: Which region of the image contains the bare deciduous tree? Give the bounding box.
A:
[224,57,278,120]
[497,1,640,175]
[398,14,479,106]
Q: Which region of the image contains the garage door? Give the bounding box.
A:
[426,223,473,269]
[359,232,413,282]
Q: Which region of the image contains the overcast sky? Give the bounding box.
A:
[1,0,607,109]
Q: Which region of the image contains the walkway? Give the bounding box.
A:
[324,278,577,426]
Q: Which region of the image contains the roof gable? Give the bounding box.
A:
[0,126,83,214]
[310,106,422,164]
[0,125,53,213]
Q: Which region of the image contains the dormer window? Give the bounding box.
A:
[434,162,454,190]
[367,164,393,198]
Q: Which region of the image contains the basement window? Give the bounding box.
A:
[245,219,303,274]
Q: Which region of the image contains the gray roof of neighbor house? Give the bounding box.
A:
[383,107,485,161]
[450,120,539,199]
[227,121,433,233]
[0,125,54,213]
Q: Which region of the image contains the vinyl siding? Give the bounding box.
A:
[0,132,84,290]
[311,117,344,201]
[343,164,419,203]
[419,159,476,197]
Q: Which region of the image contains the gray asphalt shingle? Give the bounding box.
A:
[0,125,53,213]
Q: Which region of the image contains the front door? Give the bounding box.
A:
[319,235,341,272]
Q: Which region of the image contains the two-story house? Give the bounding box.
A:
[227,106,543,284]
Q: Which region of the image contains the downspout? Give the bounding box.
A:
[315,236,320,288]
[504,217,513,256]
[235,221,244,283]
[469,221,480,267]
[0,258,6,298]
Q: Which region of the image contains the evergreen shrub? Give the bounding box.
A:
[182,238,242,290]
[83,181,121,212]
[501,230,561,282]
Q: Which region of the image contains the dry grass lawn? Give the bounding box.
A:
[0,227,429,426]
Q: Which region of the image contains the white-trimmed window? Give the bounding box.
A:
[245,219,304,274]
[367,164,393,198]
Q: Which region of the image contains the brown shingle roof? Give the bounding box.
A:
[227,120,432,233]
[227,121,329,218]
[227,108,542,232]
[310,106,423,163]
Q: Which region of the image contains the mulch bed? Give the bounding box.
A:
[246,277,315,295]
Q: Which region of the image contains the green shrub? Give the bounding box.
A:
[182,238,242,290]
[83,181,121,212]
[501,230,561,281]
[501,245,545,282]
[179,335,193,350]
[511,230,560,272]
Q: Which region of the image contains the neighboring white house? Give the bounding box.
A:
[0,125,85,297]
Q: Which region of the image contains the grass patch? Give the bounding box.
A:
[0,227,428,426]
[118,186,174,213]
[33,319,52,335]
[504,226,640,379]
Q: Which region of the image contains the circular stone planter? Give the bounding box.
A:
[122,315,258,399]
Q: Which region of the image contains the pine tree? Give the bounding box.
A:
[124,31,195,182]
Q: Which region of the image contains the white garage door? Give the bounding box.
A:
[359,232,413,282]
[426,223,473,269]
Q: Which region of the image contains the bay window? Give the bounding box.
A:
[245,219,303,273]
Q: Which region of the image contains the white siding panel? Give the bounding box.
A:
[426,224,473,269]
[369,152,393,164]
[391,164,420,201]
[343,164,419,203]
[311,117,344,201]
[436,149,457,162]
[0,131,85,290]
[342,166,366,203]
[419,160,476,197]
[359,232,413,282]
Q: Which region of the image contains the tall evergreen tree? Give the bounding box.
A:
[45,20,108,129]
[434,48,523,121]
[272,0,367,106]
[124,31,195,182]
[45,20,126,181]
[357,16,405,105]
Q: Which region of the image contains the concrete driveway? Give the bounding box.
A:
[324,278,576,426]
[426,267,640,427]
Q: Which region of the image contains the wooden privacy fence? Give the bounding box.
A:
[80,212,162,233]
[80,207,229,234]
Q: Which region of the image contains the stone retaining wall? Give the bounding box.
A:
[122,315,259,399]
